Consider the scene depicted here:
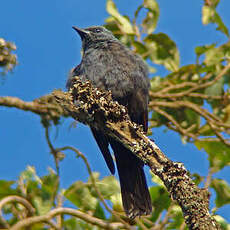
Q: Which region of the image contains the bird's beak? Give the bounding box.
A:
[72,26,89,39]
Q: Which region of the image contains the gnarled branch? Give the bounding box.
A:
[0,76,221,229]
[52,77,220,230]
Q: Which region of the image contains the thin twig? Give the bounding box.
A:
[57,146,131,229]
[153,107,197,139]
[45,126,60,175]
[204,168,214,189]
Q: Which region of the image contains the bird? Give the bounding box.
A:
[67,25,152,219]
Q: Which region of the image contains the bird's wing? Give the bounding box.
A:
[142,109,149,133]
[66,64,82,89]
[124,90,149,133]
[90,127,115,175]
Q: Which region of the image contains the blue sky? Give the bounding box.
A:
[1,0,230,222]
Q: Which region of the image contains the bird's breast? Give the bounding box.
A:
[82,46,137,99]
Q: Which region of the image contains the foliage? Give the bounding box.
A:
[1,0,230,229]
[0,38,17,75]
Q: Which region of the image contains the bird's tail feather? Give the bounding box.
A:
[110,140,152,219]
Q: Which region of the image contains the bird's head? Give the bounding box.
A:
[72,26,117,50]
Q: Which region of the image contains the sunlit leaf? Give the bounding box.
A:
[195,140,230,172]
[92,175,120,199]
[40,168,59,204]
[205,77,224,96]
[106,0,134,34]
[110,193,123,213]
[214,215,230,230]
[202,5,215,25]
[20,166,42,184]
[144,33,180,71]
[195,44,216,57]
[33,196,52,215]
[64,181,97,210]
[142,0,160,34]
[150,75,162,92]
[211,179,230,207]
[149,186,171,221]
[204,46,224,66]
[202,5,229,36]
[167,205,184,229]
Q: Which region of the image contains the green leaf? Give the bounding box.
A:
[205,77,224,96]
[144,33,180,71]
[214,12,229,36]
[184,108,200,127]
[64,218,95,230]
[149,186,171,221]
[214,215,230,230]
[110,193,123,213]
[142,0,160,34]
[195,44,216,57]
[40,168,59,204]
[150,76,162,92]
[93,175,120,199]
[64,218,79,230]
[195,140,230,172]
[64,181,97,210]
[33,196,52,215]
[202,5,215,25]
[0,180,16,198]
[132,41,148,56]
[192,173,204,185]
[198,124,215,136]
[202,6,229,36]
[94,202,106,219]
[204,46,223,66]
[20,166,42,184]
[167,205,184,229]
[106,0,134,34]
[211,179,230,207]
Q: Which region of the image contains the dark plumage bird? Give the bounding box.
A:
[67,25,152,219]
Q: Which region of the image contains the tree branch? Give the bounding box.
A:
[51,77,220,230]
[10,207,125,230]
[0,77,221,229]
[0,195,36,229]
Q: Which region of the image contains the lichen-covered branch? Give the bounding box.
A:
[0,76,221,229]
[52,77,220,230]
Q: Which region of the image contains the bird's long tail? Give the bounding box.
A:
[110,140,152,219]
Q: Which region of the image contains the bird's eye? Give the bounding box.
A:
[94,28,102,33]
